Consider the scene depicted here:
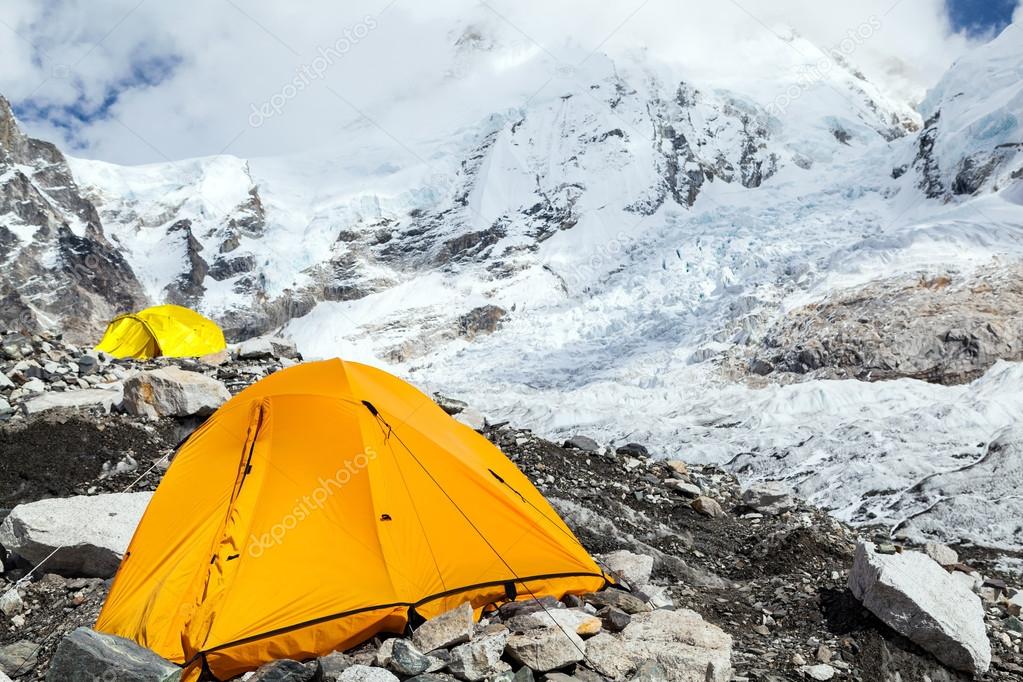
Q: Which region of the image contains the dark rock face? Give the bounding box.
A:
[163,220,209,307]
[456,305,507,339]
[914,112,945,199]
[0,96,146,341]
[749,264,1023,385]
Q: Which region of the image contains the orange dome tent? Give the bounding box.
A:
[96,359,607,680]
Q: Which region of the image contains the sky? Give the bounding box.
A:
[0,0,1019,165]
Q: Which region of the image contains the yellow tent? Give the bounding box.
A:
[95,304,226,359]
[96,359,607,681]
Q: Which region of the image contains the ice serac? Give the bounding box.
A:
[907,22,1023,198]
[0,96,145,341]
[848,542,990,675]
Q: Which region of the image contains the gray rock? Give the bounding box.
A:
[338,665,399,682]
[564,436,600,453]
[319,651,355,681]
[616,443,649,458]
[923,541,959,567]
[21,386,122,416]
[664,480,701,498]
[412,602,475,653]
[598,550,654,587]
[447,630,510,680]
[389,639,431,676]
[597,606,631,633]
[848,542,990,674]
[0,640,37,676]
[0,492,151,577]
[45,628,179,681]
[236,336,299,360]
[453,408,485,431]
[250,659,321,681]
[498,596,563,620]
[0,589,22,616]
[690,496,725,518]
[800,664,835,681]
[505,627,585,672]
[583,589,652,615]
[629,660,669,681]
[507,609,602,636]
[585,609,732,682]
[406,675,459,682]
[740,482,795,515]
[121,367,229,419]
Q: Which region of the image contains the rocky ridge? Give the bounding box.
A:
[0,339,1020,680]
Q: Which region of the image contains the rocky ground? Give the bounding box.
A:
[0,330,1021,681]
[738,262,1023,386]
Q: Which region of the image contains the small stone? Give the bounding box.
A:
[815,644,832,662]
[563,436,600,452]
[665,460,688,477]
[0,590,22,616]
[752,624,770,636]
[791,652,806,665]
[690,496,725,518]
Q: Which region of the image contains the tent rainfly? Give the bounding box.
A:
[96,358,607,680]
[95,304,226,359]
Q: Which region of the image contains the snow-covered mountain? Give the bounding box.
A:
[2,20,1022,553]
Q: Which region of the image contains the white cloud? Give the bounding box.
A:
[0,0,1010,164]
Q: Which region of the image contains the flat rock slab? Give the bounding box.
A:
[848,542,991,674]
[0,492,152,577]
[585,609,732,681]
[21,387,123,416]
[46,627,180,681]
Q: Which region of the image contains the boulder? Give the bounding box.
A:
[338,665,399,682]
[121,367,229,419]
[848,542,990,674]
[498,596,563,620]
[237,336,300,360]
[412,602,475,652]
[740,482,795,515]
[45,628,180,681]
[447,630,510,680]
[21,387,122,416]
[585,609,732,681]
[0,492,152,577]
[598,550,654,587]
[923,541,959,567]
[690,497,725,518]
[616,443,649,458]
[250,659,321,681]
[630,660,669,681]
[564,436,600,453]
[0,640,36,676]
[505,627,585,672]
